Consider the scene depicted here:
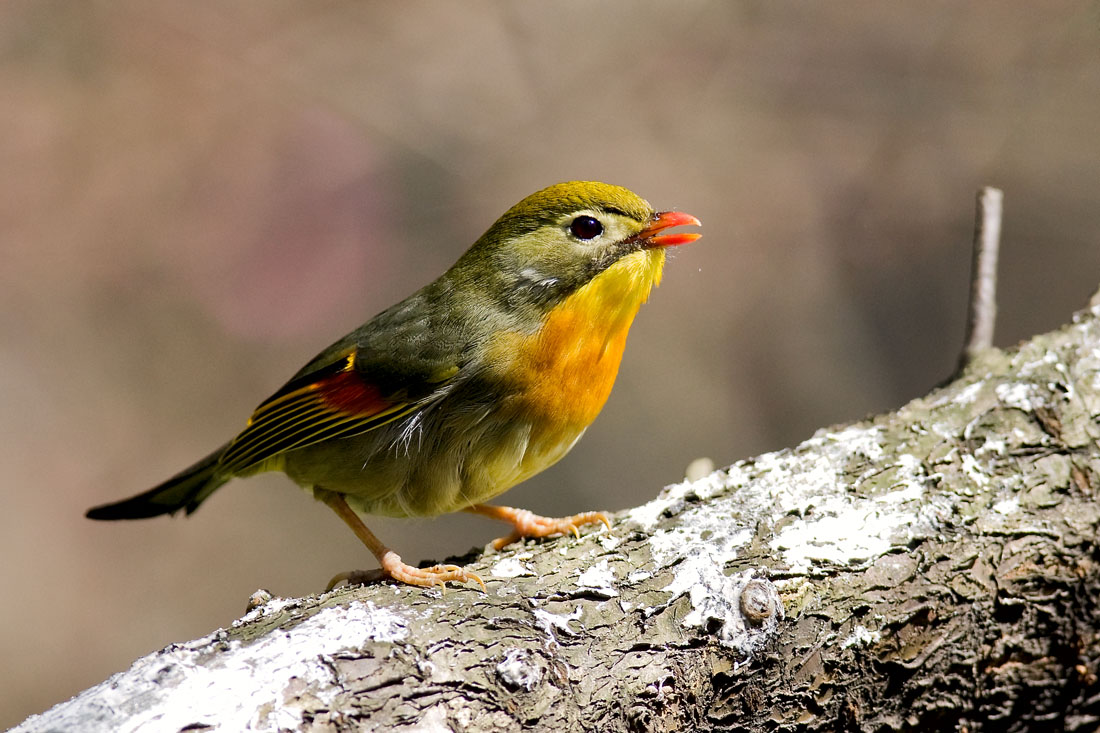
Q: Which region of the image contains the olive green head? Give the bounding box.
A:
[452,181,698,314]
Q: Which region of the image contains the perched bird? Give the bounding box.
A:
[87,181,701,589]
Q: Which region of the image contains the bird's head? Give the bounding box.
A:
[454,181,701,317]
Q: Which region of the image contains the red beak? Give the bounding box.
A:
[641,211,702,247]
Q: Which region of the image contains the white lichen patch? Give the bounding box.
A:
[842,625,882,649]
[495,649,543,692]
[533,606,583,638]
[575,559,618,597]
[491,556,534,578]
[662,567,783,660]
[627,466,731,531]
[768,477,880,566]
[648,498,755,636]
[961,453,991,488]
[1072,337,1100,392]
[16,601,411,733]
[757,426,953,575]
[995,382,1036,410]
[643,423,951,592]
[636,465,778,658]
[932,380,984,407]
[350,601,411,643]
[877,457,925,505]
[978,437,1007,456]
[992,497,1020,515]
[774,513,891,573]
[1016,348,1066,382]
[649,524,753,577]
[815,424,886,462]
[598,533,622,551]
[626,499,667,531]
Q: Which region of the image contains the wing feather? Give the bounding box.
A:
[218,350,453,474]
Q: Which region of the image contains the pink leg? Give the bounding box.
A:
[318,489,485,592]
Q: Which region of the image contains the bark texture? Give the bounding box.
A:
[16,300,1100,733]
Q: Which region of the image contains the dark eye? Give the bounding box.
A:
[569,215,603,240]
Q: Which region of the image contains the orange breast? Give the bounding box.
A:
[490,248,666,429]
[516,302,631,425]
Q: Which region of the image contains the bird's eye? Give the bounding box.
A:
[569,215,603,240]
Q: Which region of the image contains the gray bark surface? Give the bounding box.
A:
[16,300,1100,733]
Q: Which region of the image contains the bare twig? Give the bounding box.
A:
[958,186,1003,371]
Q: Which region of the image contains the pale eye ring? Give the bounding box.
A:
[569,215,603,240]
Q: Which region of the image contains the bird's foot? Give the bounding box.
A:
[326,551,485,592]
[467,505,611,551]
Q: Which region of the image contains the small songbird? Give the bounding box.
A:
[87,181,701,589]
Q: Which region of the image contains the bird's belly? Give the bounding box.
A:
[405,415,586,515]
[280,403,585,518]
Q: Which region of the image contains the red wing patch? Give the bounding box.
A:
[313,368,390,415]
[218,357,419,474]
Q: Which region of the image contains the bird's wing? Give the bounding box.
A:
[217,346,458,475]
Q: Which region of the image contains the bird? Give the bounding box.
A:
[86,181,701,590]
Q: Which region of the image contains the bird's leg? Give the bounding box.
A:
[316,488,484,592]
[464,504,611,551]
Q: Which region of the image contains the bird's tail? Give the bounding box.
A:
[86,443,231,520]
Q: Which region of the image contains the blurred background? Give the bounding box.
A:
[3,1,1100,726]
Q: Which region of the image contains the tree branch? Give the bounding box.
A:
[16,293,1100,732]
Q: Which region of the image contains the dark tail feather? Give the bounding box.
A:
[86,444,231,520]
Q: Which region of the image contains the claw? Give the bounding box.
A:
[383,555,486,592]
[490,532,522,551]
[326,571,351,591]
